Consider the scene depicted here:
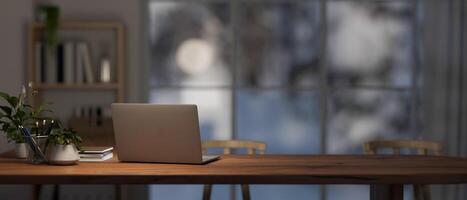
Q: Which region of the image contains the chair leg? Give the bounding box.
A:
[202,184,212,200]
[241,184,251,200]
[116,184,121,200]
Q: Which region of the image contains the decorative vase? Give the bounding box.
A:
[15,143,28,159]
[46,144,79,165]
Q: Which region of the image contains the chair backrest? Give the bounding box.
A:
[202,140,267,155]
[363,140,442,156]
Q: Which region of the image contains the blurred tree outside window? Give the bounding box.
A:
[147,1,423,200]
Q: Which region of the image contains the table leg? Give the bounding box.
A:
[116,184,122,200]
[32,185,40,200]
[53,184,60,200]
[370,184,403,200]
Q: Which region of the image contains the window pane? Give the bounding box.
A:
[236,185,321,200]
[326,185,415,200]
[148,2,231,87]
[327,89,413,154]
[150,185,232,200]
[327,1,415,87]
[236,90,321,200]
[150,185,202,200]
[326,185,369,200]
[237,1,322,87]
[149,89,232,200]
[237,90,321,154]
[149,89,232,140]
[326,89,414,200]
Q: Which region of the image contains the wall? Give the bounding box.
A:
[36,0,146,103]
[0,0,147,152]
[0,1,36,199]
[0,0,148,199]
[0,0,34,153]
[422,0,467,199]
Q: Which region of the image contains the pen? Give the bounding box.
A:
[42,120,47,135]
[20,126,47,162]
[43,120,54,155]
[26,127,47,160]
[19,126,38,155]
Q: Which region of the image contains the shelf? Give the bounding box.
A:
[27,20,125,105]
[32,21,124,30]
[33,83,119,90]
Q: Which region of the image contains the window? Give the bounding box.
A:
[147,0,423,200]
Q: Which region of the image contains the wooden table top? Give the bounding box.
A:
[0,155,467,184]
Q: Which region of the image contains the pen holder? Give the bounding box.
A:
[25,135,48,164]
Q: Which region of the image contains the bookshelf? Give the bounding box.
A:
[34,83,119,90]
[27,20,125,107]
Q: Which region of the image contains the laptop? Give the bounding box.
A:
[111,103,219,164]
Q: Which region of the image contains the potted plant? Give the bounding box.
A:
[38,5,60,74]
[0,89,47,158]
[38,5,60,48]
[46,127,82,165]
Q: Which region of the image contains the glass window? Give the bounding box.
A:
[327,89,412,154]
[236,185,321,200]
[149,89,232,140]
[327,1,415,87]
[236,90,321,154]
[147,0,423,200]
[237,1,322,87]
[148,2,232,87]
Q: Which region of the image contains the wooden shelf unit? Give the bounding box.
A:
[27,20,126,107]
[33,83,119,90]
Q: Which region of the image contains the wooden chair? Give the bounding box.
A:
[363,140,442,200]
[201,140,267,200]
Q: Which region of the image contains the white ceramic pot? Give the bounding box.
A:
[15,143,28,159]
[46,144,79,165]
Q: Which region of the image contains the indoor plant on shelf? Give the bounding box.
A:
[0,89,47,158]
[46,125,82,165]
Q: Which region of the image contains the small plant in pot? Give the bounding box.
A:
[0,89,47,158]
[46,127,82,165]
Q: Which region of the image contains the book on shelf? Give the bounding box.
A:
[77,42,95,84]
[75,42,84,84]
[64,42,75,84]
[56,44,64,83]
[45,45,57,84]
[34,42,44,83]
[35,41,101,85]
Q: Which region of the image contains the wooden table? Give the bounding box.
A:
[1,155,467,200]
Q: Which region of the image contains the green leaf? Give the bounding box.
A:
[7,96,18,108]
[0,92,9,101]
[0,120,8,127]
[14,110,25,119]
[0,106,11,116]
[1,123,10,131]
[47,127,82,149]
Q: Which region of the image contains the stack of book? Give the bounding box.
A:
[35,41,104,84]
[79,146,114,162]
